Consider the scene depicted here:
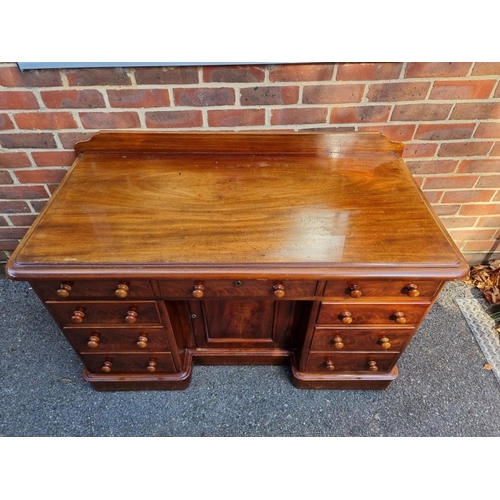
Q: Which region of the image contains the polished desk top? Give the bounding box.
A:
[6,131,468,280]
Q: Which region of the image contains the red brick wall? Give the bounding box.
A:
[1,62,499,264]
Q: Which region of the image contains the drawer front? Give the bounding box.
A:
[81,353,175,374]
[310,327,414,352]
[46,301,162,326]
[323,279,441,300]
[33,280,153,300]
[64,326,169,352]
[306,352,399,373]
[159,279,317,299]
[317,302,430,326]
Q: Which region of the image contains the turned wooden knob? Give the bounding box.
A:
[406,284,420,297]
[340,311,353,324]
[115,283,129,298]
[147,359,157,373]
[348,284,362,298]
[192,284,204,298]
[136,335,148,348]
[273,284,285,298]
[56,283,72,298]
[393,311,406,324]
[87,332,100,349]
[368,360,378,371]
[379,336,391,349]
[325,358,335,371]
[125,307,138,323]
[333,336,344,349]
[101,359,113,373]
[71,308,85,324]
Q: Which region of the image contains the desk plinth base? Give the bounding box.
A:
[290,362,399,390]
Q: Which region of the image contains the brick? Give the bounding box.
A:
[0,215,7,226]
[441,216,478,229]
[203,65,265,83]
[405,62,472,78]
[14,168,68,184]
[135,66,199,85]
[0,227,29,239]
[8,214,37,226]
[14,112,77,130]
[494,192,500,202]
[58,132,95,149]
[462,240,500,252]
[41,89,106,109]
[406,160,458,175]
[145,110,203,128]
[173,88,235,107]
[0,185,48,199]
[30,200,47,212]
[477,216,500,227]
[391,103,451,121]
[0,250,11,260]
[0,90,39,110]
[441,189,495,204]
[422,174,478,190]
[64,68,132,86]
[415,123,475,141]
[458,159,500,173]
[429,80,496,100]
[474,122,500,139]
[433,204,460,216]
[367,82,430,102]
[459,203,500,216]
[0,133,56,149]
[0,113,14,130]
[329,105,391,123]
[46,184,59,195]
[240,86,299,106]
[449,228,497,240]
[0,200,32,213]
[79,112,141,129]
[423,191,443,203]
[475,175,500,188]
[271,107,328,125]
[491,142,500,156]
[269,64,334,82]
[107,89,170,108]
[0,152,31,167]
[0,171,13,184]
[413,176,424,187]
[402,142,438,157]
[358,124,415,141]
[472,63,500,75]
[303,84,364,104]
[0,65,62,87]
[438,141,493,157]
[495,83,500,99]
[207,109,265,127]
[336,63,403,81]
[32,151,76,167]
[0,239,21,250]
[451,102,500,120]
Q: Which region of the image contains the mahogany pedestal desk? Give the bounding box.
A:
[6,131,468,391]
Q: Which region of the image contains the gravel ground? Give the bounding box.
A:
[1,271,499,437]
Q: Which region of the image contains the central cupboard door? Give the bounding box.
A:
[188,300,296,349]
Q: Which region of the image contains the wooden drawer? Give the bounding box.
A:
[81,353,175,374]
[323,279,441,300]
[310,327,414,352]
[159,279,317,299]
[64,326,169,352]
[317,302,430,326]
[46,301,162,326]
[306,352,399,373]
[32,280,153,300]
